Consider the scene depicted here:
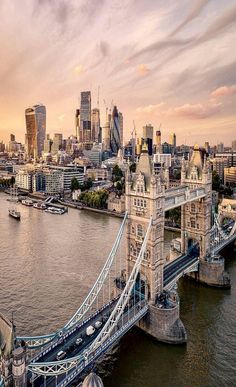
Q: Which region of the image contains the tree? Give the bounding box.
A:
[112,165,123,182]
[212,171,221,191]
[71,177,79,191]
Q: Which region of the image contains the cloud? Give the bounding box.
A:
[211,85,236,98]
[74,65,84,75]
[137,64,150,76]
[169,102,221,119]
[169,0,210,37]
[136,102,165,113]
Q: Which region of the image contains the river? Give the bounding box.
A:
[0,193,235,387]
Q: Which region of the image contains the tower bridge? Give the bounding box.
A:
[1,145,236,387]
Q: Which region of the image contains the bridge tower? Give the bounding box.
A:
[125,144,186,343]
[181,145,229,287]
[181,144,212,258]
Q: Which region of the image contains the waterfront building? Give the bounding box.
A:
[25,104,46,158]
[110,106,122,155]
[15,169,33,191]
[91,108,100,142]
[47,165,84,192]
[80,91,91,143]
[107,193,125,213]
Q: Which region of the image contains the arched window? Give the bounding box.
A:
[137,224,143,237]
[131,225,135,234]
[191,203,196,213]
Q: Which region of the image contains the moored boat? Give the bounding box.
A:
[33,202,47,210]
[22,199,34,206]
[9,208,21,220]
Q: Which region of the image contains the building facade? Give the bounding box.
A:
[25,104,46,158]
[79,91,91,143]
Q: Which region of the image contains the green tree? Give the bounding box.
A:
[212,171,221,191]
[112,165,123,182]
[71,177,79,191]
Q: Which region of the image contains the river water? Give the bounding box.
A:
[0,192,235,387]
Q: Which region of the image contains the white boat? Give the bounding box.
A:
[22,199,34,206]
[33,202,47,210]
[8,187,21,220]
[9,208,21,220]
[45,206,64,215]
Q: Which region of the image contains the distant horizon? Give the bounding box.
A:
[0,1,236,146]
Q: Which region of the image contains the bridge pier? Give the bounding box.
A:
[137,291,187,344]
[190,259,230,288]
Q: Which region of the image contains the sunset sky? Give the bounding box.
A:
[0,0,236,146]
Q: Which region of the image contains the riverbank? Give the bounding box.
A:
[77,205,124,218]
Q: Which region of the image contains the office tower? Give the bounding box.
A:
[10,134,15,142]
[51,133,63,154]
[44,134,52,153]
[91,108,100,142]
[79,91,91,143]
[75,109,80,139]
[169,132,176,148]
[217,142,224,152]
[232,140,236,152]
[110,106,122,155]
[155,130,161,146]
[25,104,46,158]
[103,115,111,152]
[142,124,153,155]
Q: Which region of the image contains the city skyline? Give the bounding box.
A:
[0,0,236,145]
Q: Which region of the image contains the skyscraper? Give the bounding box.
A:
[232,140,236,152]
[25,104,46,158]
[155,130,161,147]
[142,124,153,155]
[169,132,176,148]
[79,91,91,143]
[75,109,80,139]
[110,106,122,155]
[91,108,100,142]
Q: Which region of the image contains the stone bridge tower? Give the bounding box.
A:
[125,144,165,302]
[125,145,186,343]
[181,145,212,259]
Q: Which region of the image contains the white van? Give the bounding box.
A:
[86,325,95,336]
[56,350,66,360]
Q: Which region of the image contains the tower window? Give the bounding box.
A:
[137,224,143,237]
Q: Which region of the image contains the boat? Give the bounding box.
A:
[45,206,65,215]
[9,208,21,220]
[22,199,34,206]
[33,202,47,210]
[8,186,21,220]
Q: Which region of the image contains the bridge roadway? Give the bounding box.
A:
[29,298,119,386]
[163,250,199,289]
[30,300,147,387]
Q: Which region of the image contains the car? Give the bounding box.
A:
[56,350,66,360]
[95,320,102,329]
[75,337,83,346]
[86,325,95,336]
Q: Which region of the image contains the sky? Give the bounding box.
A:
[0,0,236,146]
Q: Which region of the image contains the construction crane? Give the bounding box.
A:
[97,85,100,109]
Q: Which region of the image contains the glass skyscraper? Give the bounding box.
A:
[25,104,46,158]
[110,106,123,155]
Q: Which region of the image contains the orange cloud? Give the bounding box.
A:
[211,85,236,98]
[136,102,165,113]
[137,63,150,76]
[169,102,221,119]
